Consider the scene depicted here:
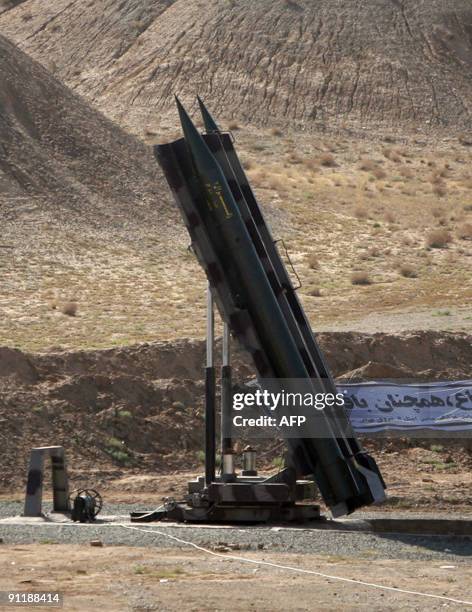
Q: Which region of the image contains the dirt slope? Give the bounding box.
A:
[0,331,471,491]
[0,33,175,228]
[1,0,471,136]
[0,34,187,350]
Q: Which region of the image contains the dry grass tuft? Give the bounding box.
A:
[228,120,241,131]
[372,167,387,180]
[351,271,372,286]
[399,167,414,179]
[271,127,283,137]
[457,223,472,240]
[61,302,78,317]
[303,157,320,172]
[267,175,287,192]
[383,148,401,163]
[308,287,322,297]
[318,153,337,168]
[433,182,448,198]
[354,207,368,220]
[359,159,378,172]
[306,254,320,270]
[399,263,418,278]
[384,211,395,224]
[431,167,450,183]
[459,134,472,147]
[426,229,452,249]
[287,152,303,165]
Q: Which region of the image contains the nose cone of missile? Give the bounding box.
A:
[175,96,224,184]
[197,96,221,134]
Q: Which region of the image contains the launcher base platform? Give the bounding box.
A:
[130,470,321,524]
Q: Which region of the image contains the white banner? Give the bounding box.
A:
[342,380,472,433]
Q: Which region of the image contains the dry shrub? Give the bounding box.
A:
[457,223,472,240]
[324,140,339,153]
[287,152,303,165]
[399,167,414,179]
[372,167,387,180]
[432,207,444,218]
[318,153,337,168]
[308,287,322,297]
[228,120,240,131]
[431,167,449,182]
[459,134,472,147]
[354,207,368,220]
[360,247,381,260]
[304,157,319,172]
[306,254,320,270]
[359,159,387,181]
[383,148,401,163]
[396,146,412,158]
[61,302,78,317]
[433,182,447,198]
[267,175,286,192]
[242,158,252,170]
[248,168,267,186]
[359,159,377,172]
[21,12,33,21]
[399,264,418,278]
[426,229,452,249]
[271,127,283,137]
[351,271,372,286]
[384,211,395,224]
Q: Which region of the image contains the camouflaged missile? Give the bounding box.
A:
[196,97,386,501]
[156,98,386,516]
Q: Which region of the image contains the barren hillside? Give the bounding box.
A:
[0,5,471,352]
[0,34,173,227]
[0,0,471,136]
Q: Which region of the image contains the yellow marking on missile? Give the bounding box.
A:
[205,182,233,220]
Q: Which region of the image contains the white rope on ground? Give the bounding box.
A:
[120,523,472,607]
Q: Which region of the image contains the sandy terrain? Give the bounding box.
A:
[1,123,471,351]
[1,544,471,611]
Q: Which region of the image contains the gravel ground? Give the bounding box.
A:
[1,503,471,562]
[2,501,470,521]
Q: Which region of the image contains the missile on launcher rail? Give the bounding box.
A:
[195,96,386,503]
[155,97,386,517]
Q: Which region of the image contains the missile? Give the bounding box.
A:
[167,98,386,515]
[195,97,386,494]
[197,95,220,133]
